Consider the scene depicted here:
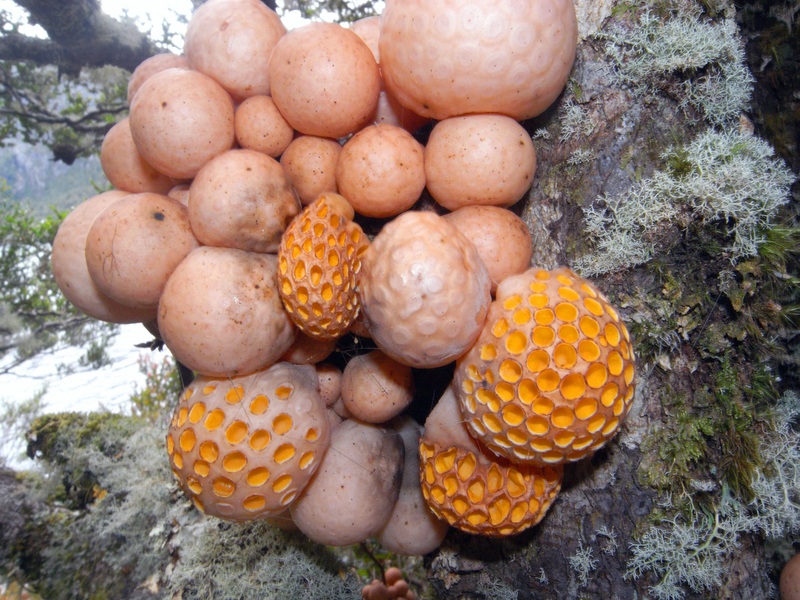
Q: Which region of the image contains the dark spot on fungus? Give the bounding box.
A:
[162,101,167,108]
[154,212,165,221]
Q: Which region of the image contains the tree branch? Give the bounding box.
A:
[9,0,158,74]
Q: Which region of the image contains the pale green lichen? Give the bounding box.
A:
[169,519,363,600]
[600,7,753,127]
[568,540,598,588]
[574,129,795,276]
[625,391,800,600]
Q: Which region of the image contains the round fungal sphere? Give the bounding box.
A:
[443,205,533,294]
[129,68,235,179]
[349,16,430,133]
[268,22,381,139]
[782,553,800,600]
[341,350,414,423]
[188,149,301,253]
[158,247,297,377]
[379,0,578,121]
[314,362,342,406]
[52,191,157,323]
[377,417,449,555]
[100,117,176,194]
[290,418,404,546]
[278,193,370,340]
[167,183,190,207]
[280,136,342,206]
[127,52,188,105]
[336,124,426,218]
[425,114,536,210]
[454,267,637,466]
[166,362,331,521]
[359,211,491,368]
[84,193,199,310]
[184,0,286,99]
[234,95,295,158]
[419,386,562,537]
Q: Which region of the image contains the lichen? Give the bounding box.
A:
[626,390,800,600]
[599,5,753,127]
[169,519,363,600]
[574,129,794,276]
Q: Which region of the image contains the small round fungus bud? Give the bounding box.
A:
[454,267,636,466]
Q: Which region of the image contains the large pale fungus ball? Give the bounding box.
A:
[268,22,381,139]
[167,362,331,521]
[425,114,536,210]
[290,418,404,546]
[84,193,199,310]
[280,135,342,206]
[315,362,342,406]
[349,16,430,133]
[52,191,157,323]
[419,386,562,537]
[184,0,286,99]
[127,52,188,105]
[278,193,370,340]
[188,148,300,253]
[100,117,176,194]
[377,417,449,555]
[379,0,578,120]
[129,68,235,179]
[234,95,295,158]
[158,246,297,377]
[359,211,491,368]
[341,350,414,423]
[443,205,533,294]
[336,124,426,218]
[454,267,636,466]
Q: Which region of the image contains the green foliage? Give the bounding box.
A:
[0,62,128,162]
[128,354,183,424]
[0,193,117,373]
[280,0,379,23]
[0,386,45,467]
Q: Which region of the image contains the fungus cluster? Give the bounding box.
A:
[51,0,634,562]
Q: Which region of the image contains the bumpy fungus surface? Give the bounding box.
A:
[278,193,369,340]
[454,267,636,465]
[359,211,491,368]
[419,439,562,537]
[167,362,330,522]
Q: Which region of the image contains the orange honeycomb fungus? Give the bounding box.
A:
[166,362,331,522]
[419,439,562,537]
[278,192,370,340]
[454,267,636,466]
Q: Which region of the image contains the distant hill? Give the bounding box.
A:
[0,142,110,217]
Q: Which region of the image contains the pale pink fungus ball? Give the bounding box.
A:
[269,22,381,139]
[129,68,235,180]
[425,114,536,210]
[359,211,491,368]
[336,124,426,218]
[100,117,175,194]
[184,0,286,99]
[126,52,188,106]
[379,0,578,120]
[234,95,295,158]
[280,136,342,206]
